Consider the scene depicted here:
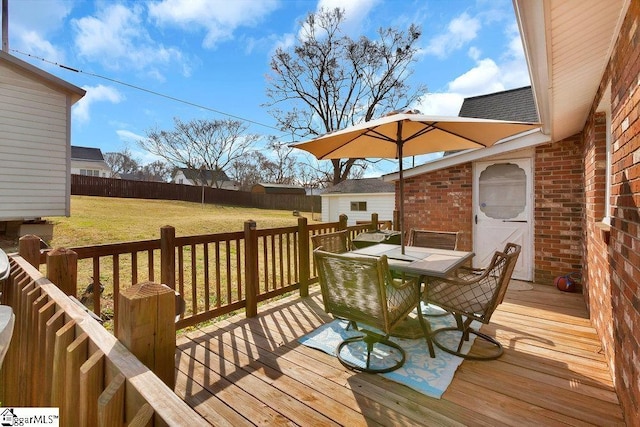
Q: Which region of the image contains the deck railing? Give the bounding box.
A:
[0,255,206,426]
[25,214,392,330]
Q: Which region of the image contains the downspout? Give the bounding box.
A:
[2,0,8,52]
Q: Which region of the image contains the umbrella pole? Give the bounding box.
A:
[399,158,405,254]
[397,125,406,255]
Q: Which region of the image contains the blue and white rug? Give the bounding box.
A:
[298,303,479,399]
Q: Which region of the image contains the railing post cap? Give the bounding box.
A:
[19,234,41,241]
[47,247,77,256]
[121,281,173,299]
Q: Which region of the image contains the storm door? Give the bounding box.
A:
[473,159,533,281]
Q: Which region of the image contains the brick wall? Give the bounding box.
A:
[397,163,473,251]
[582,113,609,317]
[584,1,640,421]
[533,135,585,285]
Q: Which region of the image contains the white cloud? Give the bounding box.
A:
[415,92,464,116]
[415,59,504,116]
[448,58,504,95]
[17,31,64,64]
[73,85,123,123]
[316,0,380,36]
[425,13,481,58]
[415,23,531,117]
[6,0,71,64]
[116,129,147,144]
[148,0,280,48]
[499,23,530,88]
[272,33,296,54]
[72,4,185,78]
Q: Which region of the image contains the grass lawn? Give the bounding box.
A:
[2,196,322,329]
[46,195,320,248]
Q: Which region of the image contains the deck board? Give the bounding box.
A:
[175,282,625,426]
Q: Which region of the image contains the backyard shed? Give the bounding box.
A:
[0,51,85,227]
[321,178,394,225]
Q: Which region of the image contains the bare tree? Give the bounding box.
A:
[104,148,140,176]
[140,161,173,182]
[140,118,261,188]
[229,137,328,190]
[265,8,426,185]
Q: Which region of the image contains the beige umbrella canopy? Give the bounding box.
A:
[292,112,540,252]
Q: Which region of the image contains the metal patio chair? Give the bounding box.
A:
[314,248,432,373]
[423,243,521,360]
[311,230,352,253]
[408,229,460,250]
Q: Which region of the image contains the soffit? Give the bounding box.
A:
[514,0,629,141]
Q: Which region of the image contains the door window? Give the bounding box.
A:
[478,163,526,219]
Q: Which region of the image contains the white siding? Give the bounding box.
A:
[320,193,395,225]
[0,62,70,220]
[70,160,112,177]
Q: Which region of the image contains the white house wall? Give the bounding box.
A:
[70,160,111,177]
[0,62,70,220]
[321,193,395,224]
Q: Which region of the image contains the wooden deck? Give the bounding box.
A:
[174,282,625,426]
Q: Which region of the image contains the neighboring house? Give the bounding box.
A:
[173,168,239,190]
[251,183,306,195]
[70,146,111,177]
[385,0,638,422]
[0,51,85,231]
[321,178,394,224]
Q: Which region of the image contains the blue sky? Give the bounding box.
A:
[3,0,530,176]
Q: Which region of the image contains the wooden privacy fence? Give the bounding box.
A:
[71,175,321,213]
[27,214,391,331]
[0,255,206,426]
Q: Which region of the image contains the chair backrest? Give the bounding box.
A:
[479,243,521,322]
[426,243,520,325]
[408,229,460,250]
[311,230,350,253]
[313,249,417,334]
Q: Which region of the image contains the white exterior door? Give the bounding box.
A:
[473,159,533,281]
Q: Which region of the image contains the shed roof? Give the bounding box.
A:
[71,146,105,161]
[324,178,394,195]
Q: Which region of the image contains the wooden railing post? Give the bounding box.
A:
[370,213,379,231]
[298,217,310,297]
[244,220,258,317]
[393,210,400,231]
[19,234,41,269]
[46,248,78,297]
[160,226,175,290]
[116,281,175,389]
[338,214,348,230]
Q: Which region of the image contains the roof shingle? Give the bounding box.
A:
[458,86,538,123]
[324,178,394,194]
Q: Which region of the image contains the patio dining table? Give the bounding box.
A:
[348,243,475,342]
[349,243,474,278]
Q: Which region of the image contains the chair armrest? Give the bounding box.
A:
[389,276,419,291]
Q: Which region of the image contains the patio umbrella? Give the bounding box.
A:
[292,112,540,253]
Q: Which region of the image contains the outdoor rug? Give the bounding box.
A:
[298,303,480,399]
